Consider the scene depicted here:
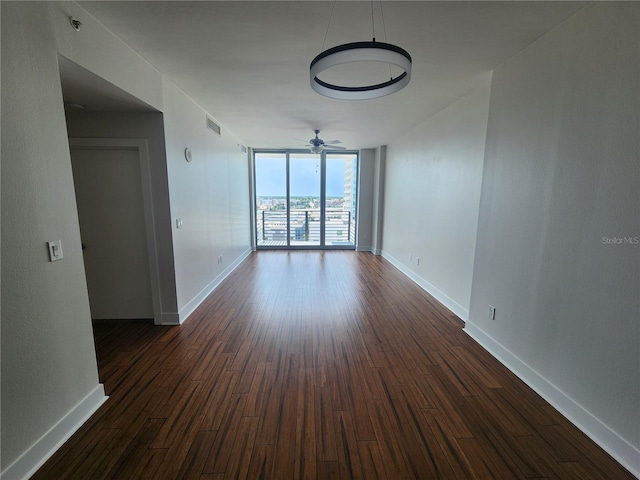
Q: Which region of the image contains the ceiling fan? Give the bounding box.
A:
[299,130,346,153]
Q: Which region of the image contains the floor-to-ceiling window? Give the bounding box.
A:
[254,150,358,249]
[289,153,321,246]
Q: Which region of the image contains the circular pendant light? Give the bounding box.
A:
[310,41,411,100]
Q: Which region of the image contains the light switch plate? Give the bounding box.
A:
[48,240,63,261]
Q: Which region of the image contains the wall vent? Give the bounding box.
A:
[241,144,247,153]
[206,116,221,135]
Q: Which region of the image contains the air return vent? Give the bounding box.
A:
[240,145,247,153]
[206,116,221,135]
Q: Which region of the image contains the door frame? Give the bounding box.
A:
[69,137,162,325]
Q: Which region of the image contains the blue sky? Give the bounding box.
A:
[255,155,351,197]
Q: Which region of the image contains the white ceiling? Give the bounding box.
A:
[73,1,587,149]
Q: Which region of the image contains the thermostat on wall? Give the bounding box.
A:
[184,147,192,162]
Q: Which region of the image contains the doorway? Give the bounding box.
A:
[254,150,358,249]
[69,138,161,322]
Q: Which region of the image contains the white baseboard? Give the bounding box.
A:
[355,246,382,255]
[464,323,640,479]
[1,385,108,480]
[158,312,180,325]
[178,248,252,323]
[381,250,469,321]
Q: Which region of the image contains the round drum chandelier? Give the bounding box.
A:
[310,41,412,100]
[310,1,412,100]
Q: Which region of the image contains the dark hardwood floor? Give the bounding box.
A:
[33,251,633,479]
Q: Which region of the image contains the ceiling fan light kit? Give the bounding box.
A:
[310,41,412,100]
[302,129,346,154]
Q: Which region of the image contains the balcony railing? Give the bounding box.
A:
[257,209,355,246]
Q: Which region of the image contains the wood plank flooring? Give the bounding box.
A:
[33,251,633,479]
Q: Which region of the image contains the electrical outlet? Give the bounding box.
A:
[488,305,496,320]
[176,218,183,229]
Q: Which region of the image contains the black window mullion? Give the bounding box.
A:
[286,152,291,247]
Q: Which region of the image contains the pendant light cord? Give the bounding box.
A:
[371,0,376,41]
[380,0,388,43]
[380,0,393,80]
[321,0,337,53]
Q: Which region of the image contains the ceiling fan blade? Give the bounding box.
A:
[325,145,347,150]
[324,140,342,145]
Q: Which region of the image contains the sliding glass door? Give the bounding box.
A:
[255,153,287,247]
[325,153,357,246]
[254,151,358,249]
[290,153,321,246]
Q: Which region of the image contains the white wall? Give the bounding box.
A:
[358,146,387,255]
[467,2,639,473]
[356,148,375,251]
[382,79,491,319]
[371,146,387,255]
[65,111,180,322]
[1,2,163,473]
[1,2,250,476]
[162,79,251,320]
